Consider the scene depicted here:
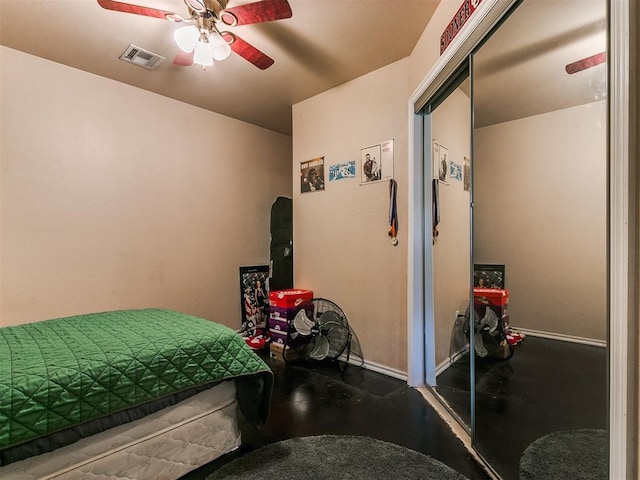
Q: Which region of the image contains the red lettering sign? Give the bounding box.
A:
[440,0,483,55]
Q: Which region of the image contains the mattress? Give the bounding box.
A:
[0,380,241,480]
[0,308,273,464]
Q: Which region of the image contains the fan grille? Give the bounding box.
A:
[286,298,363,368]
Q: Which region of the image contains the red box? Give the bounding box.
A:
[473,288,510,329]
[267,290,313,349]
[268,289,313,309]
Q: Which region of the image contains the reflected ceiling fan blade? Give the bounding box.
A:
[221,0,292,26]
[222,32,274,70]
[565,51,606,74]
[96,0,185,21]
[173,50,194,66]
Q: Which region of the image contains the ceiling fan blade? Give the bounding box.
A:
[96,0,184,21]
[565,51,606,74]
[221,0,292,26]
[222,32,274,70]
[173,50,194,66]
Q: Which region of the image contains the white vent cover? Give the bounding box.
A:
[119,45,165,70]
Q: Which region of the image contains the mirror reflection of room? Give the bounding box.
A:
[430,77,473,429]
[431,0,608,478]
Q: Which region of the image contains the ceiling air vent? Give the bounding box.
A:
[119,45,165,70]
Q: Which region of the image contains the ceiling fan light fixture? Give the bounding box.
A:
[194,39,214,67]
[212,42,231,61]
[174,25,199,52]
[208,30,231,60]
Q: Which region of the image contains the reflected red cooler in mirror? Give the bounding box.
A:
[473,288,523,345]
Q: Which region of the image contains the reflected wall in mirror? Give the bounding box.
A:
[471,0,608,478]
[430,79,473,429]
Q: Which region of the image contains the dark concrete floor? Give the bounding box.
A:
[435,336,607,479]
[181,352,490,480]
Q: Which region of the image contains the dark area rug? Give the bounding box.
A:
[206,435,470,479]
[519,429,607,480]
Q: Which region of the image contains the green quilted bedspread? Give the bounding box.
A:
[0,308,271,450]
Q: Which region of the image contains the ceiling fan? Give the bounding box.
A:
[565,51,606,75]
[97,0,292,70]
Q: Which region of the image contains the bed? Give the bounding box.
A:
[0,308,273,479]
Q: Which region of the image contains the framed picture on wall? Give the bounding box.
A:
[450,161,462,181]
[361,144,382,183]
[474,264,506,289]
[433,141,449,185]
[360,139,394,185]
[300,157,325,193]
[239,265,270,332]
[463,157,471,192]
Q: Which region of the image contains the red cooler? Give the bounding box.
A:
[473,288,509,332]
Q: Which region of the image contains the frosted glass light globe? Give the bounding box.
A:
[174,25,199,52]
[194,40,214,66]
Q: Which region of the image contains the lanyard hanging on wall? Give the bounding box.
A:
[432,178,440,244]
[431,178,440,245]
[388,179,398,246]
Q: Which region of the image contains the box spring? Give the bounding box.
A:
[0,380,241,480]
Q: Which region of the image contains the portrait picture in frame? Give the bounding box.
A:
[361,144,382,183]
[433,141,449,185]
[463,156,471,192]
[474,264,506,289]
[300,157,325,193]
[360,140,394,185]
[239,265,270,332]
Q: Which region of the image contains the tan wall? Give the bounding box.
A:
[408,0,463,93]
[0,46,292,327]
[473,101,607,341]
[431,88,471,367]
[292,60,409,372]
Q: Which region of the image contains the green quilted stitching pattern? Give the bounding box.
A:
[0,309,270,450]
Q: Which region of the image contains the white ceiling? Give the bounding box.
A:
[0,0,608,134]
[472,0,607,127]
[0,0,439,135]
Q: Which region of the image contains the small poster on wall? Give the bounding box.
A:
[360,139,394,185]
[300,157,325,193]
[473,264,505,289]
[463,157,471,191]
[450,161,462,181]
[329,160,356,181]
[433,141,449,185]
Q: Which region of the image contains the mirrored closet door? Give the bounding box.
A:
[471,0,608,477]
[429,71,473,432]
[428,0,609,477]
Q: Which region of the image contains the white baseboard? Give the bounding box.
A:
[435,347,470,376]
[513,327,606,348]
[360,359,408,381]
[345,326,604,383]
[340,354,408,381]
